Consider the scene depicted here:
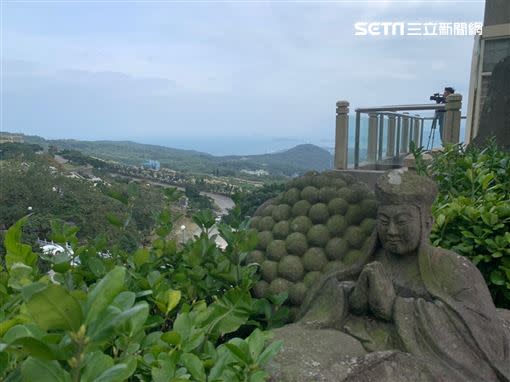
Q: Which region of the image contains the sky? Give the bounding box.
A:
[1,0,485,153]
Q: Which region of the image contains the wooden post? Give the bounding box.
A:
[443,94,462,144]
[367,113,378,162]
[401,112,410,153]
[334,101,349,169]
[387,115,396,157]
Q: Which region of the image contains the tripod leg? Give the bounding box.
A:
[427,117,437,150]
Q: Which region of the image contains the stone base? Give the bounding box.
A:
[266,324,434,382]
[266,323,367,382]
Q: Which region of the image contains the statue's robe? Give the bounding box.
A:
[299,239,510,381]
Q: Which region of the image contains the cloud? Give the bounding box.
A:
[2,1,483,145]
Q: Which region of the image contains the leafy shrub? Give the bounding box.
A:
[412,141,510,308]
[0,211,287,381]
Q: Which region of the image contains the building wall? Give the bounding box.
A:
[465,0,510,143]
[484,0,510,26]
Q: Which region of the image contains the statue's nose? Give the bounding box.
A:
[387,221,398,235]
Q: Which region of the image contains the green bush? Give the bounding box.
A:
[0,214,287,381]
[413,141,510,308]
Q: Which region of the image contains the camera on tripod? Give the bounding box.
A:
[429,93,446,104]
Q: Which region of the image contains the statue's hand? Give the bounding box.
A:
[349,269,369,315]
[364,262,396,321]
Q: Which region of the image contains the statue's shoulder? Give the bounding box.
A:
[429,246,478,273]
[427,246,489,293]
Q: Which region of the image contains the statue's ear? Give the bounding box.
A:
[424,214,434,232]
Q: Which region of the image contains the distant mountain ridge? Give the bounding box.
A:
[8,133,333,177]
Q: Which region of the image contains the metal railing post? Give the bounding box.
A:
[334,101,349,169]
[401,112,410,153]
[367,113,378,163]
[387,115,396,157]
[443,93,462,144]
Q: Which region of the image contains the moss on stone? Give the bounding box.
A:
[293,176,311,190]
[285,232,309,256]
[308,203,330,224]
[261,260,278,282]
[272,220,290,239]
[278,255,305,282]
[246,250,265,265]
[360,198,378,218]
[257,231,273,250]
[345,204,364,225]
[253,280,269,298]
[343,249,363,265]
[331,178,347,189]
[290,216,313,234]
[292,200,312,217]
[262,204,275,217]
[283,188,301,205]
[301,186,319,204]
[349,183,370,203]
[302,247,328,272]
[345,226,365,249]
[249,216,261,230]
[325,237,349,261]
[303,271,322,288]
[311,175,331,189]
[289,282,308,305]
[318,186,338,203]
[268,277,292,296]
[323,260,345,273]
[326,215,348,236]
[360,218,376,235]
[328,198,348,215]
[337,187,357,203]
[259,216,276,231]
[307,224,330,247]
[267,240,288,261]
[272,204,292,222]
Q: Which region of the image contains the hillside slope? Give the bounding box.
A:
[15,133,333,177]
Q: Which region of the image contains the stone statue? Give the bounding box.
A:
[267,170,510,382]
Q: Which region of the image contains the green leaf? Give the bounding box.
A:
[81,352,114,382]
[490,270,505,286]
[225,343,251,365]
[4,217,37,271]
[21,357,71,382]
[26,284,83,331]
[110,302,149,337]
[257,340,283,366]
[8,263,34,290]
[133,248,150,267]
[7,337,60,360]
[91,358,137,382]
[161,331,181,346]
[85,266,126,324]
[247,329,266,360]
[181,353,206,382]
[111,291,136,310]
[249,370,268,382]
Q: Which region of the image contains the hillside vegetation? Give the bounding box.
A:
[14,133,333,178]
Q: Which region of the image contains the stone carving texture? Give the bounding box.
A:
[265,170,510,381]
[246,171,378,318]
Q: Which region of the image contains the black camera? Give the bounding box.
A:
[430,93,445,104]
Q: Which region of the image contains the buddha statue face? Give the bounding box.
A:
[377,205,422,256]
